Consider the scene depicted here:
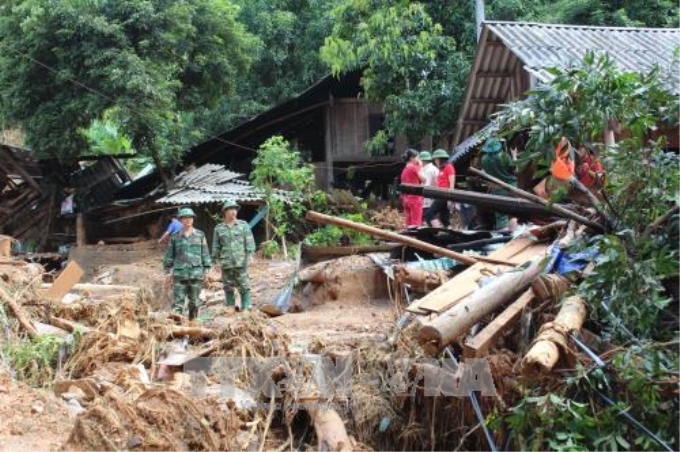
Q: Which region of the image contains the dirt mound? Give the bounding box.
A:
[63,387,240,451]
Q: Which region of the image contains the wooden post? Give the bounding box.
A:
[417,258,545,355]
[76,213,86,247]
[468,168,605,232]
[305,211,514,267]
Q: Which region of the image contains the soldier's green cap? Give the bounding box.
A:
[432,149,450,159]
[419,151,432,161]
[177,207,196,218]
[221,198,240,211]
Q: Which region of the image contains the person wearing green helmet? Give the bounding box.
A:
[163,207,212,319]
[480,138,519,230]
[424,149,456,228]
[419,151,439,219]
[212,198,256,311]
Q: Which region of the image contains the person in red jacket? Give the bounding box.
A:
[424,149,455,228]
[576,145,604,190]
[400,148,426,227]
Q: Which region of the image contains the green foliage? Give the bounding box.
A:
[260,239,281,259]
[304,213,374,246]
[320,0,468,143]
[251,136,325,247]
[365,130,390,156]
[0,0,256,174]
[4,335,64,387]
[81,111,132,156]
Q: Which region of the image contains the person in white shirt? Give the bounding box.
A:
[419,151,439,223]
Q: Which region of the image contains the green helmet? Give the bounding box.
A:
[482,138,501,153]
[432,149,450,159]
[419,151,432,161]
[221,198,240,211]
[177,207,196,218]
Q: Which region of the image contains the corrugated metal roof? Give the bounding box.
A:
[487,22,680,89]
[450,122,498,163]
[156,164,290,205]
[453,21,680,146]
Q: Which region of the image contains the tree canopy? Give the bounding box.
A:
[0,0,256,183]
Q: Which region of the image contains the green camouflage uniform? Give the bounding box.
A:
[212,220,255,308]
[163,228,211,318]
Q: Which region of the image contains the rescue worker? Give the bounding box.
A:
[480,138,518,231]
[212,199,256,311]
[419,151,439,222]
[163,207,211,320]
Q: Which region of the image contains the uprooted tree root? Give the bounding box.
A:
[63,387,240,451]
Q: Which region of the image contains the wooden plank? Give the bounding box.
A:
[463,289,535,358]
[407,238,537,314]
[45,261,84,301]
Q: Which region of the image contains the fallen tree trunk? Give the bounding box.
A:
[166,325,217,340]
[521,296,587,376]
[304,402,352,451]
[42,282,140,296]
[468,168,605,232]
[399,184,564,217]
[417,258,545,355]
[394,265,447,292]
[306,211,514,267]
[0,284,39,339]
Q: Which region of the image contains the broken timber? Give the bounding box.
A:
[305,211,514,267]
[44,261,84,301]
[417,258,546,355]
[521,295,587,376]
[399,184,565,217]
[407,237,547,314]
[468,167,605,232]
[0,284,39,339]
[463,289,536,358]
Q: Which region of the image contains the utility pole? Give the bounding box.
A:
[475,0,485,42]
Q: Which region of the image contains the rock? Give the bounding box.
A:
[66,399,85,416]
[30,401,44,414]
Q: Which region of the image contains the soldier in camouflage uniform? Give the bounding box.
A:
[163,207,212,319]
[212,199,256,310]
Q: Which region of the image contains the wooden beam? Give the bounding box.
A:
[305,211,515,267]
[476,71,512,78]
[45,261,84,301]
[463,289,535,358]
[470,98,505,104]
[0,146,42,194]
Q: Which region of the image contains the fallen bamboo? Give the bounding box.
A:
[399,184,564,217]
[0,284,39,339]
[48,316,92,334]
[306,211,514,267]
[468,167,605,232]
[417,258,545,355]
[521,296,587,376]
[41,282,140,295]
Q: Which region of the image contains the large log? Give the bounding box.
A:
[400,184,563,217]
[521,296,587,376]
[468,167,605,232]
[417,258,545,355]
[305,211,513,267]
[0,284,39,339]
[304,402,352,451]
[394,265,446,292]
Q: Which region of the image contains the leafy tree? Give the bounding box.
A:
[321,0,469,144]
[0,0,257,187]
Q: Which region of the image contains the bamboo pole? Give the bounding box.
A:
[468,168,605,232]
[417,258,545,355]
[305,211,514,267]
[0,284,39,339]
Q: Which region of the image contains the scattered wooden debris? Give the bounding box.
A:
[521,295,588,376]
[44,261,84,301]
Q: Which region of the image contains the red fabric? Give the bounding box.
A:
[437,163,455,188]
[401,163,421,185]
[577,155,603,188]
[402,195,423,227]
